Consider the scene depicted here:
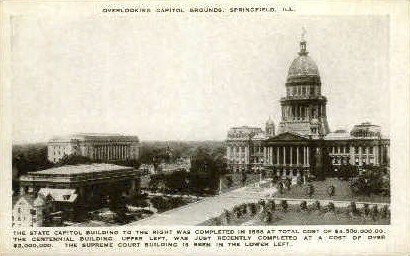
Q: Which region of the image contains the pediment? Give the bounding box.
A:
[266,132,310,142]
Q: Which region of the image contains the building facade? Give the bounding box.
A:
[226,35,390,178]
[47,133,141,163]
[12,195,50,227]
[19,164,142,210]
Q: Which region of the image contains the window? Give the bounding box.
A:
[355,147,359,154]
[369,147,373,154]
[18,208,21,213]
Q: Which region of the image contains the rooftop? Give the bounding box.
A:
[49,133,139,142]
[28,164,133,176]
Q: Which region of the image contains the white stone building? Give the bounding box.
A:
[47,133,141,163]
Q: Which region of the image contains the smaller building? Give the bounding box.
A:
[157,157,191,173]
[12,195,50,227]
[324,122,389,168]
[138,164,156,175]
[47,133,141,163]
[226,120,275,173]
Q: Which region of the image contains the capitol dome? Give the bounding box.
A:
[286,40,320,83]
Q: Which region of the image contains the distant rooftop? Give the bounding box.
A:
[49,133,139,142]
[28,164,133,176]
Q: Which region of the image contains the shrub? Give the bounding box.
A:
[370,205,379,220]
[327,202,335,212]
[284,178,291,190]
[281,200,288,212]
[271,174,279,185]
[258,199,266,208]
[224,210,231,224]
[349,201,358,215]
[268,200,276,211]
[263,210,273,224]
[362,203,370,216]
[296,176,303,186]
[277,182,284,194]
[300,201,307,211]
[380,205,389,219]
[305,184,315,198]
[313,200,321,210]
[327,185,335,197]
[250,203,257,215]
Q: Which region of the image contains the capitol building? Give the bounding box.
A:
[226,35,390,178]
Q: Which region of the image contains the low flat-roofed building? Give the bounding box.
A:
[47,133,141,163]
[19,164,141,208]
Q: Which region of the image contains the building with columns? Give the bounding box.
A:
[47,133,141,163]
[225,35,389,178]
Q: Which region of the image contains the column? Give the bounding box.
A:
[245,146,249,165]
[349,145,355,165]
[290,146,293,165]
[267,147,270,164]
[263,147,266,164]
[386,145,389,165]
[374,145,378,165]
[283,146,286,165]
[366,146,370,165]
[238,146,242,164]
[359,146,363,166]
[276,147,280,165]
[307,147,310,166]
[271,147,274,165]
[296,146,299,165]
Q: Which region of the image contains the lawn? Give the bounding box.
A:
[201,203,390,226]
[278,178,390,203]
[245,205,390,226]
[219,173,261,193]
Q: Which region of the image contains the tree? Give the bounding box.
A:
[327,202,335,212]
[55,154,92,166]
[327,185,335,197]
[281,200,288,212]
[349,166,388,196]
[241,172,247,186]
[189,146,223,194]
[150,196,170,213]
[164,170,188,194]
[300,201,307,211]
[226,176,234,188]
[277,182,284,194]
[284,178,291,190]
[128,192,149,208]
[305,184,315,198]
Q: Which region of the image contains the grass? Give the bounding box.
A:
[247,205,390,225]
[279,178,390,203]
[219,173,261,193]
[201,204,390,226]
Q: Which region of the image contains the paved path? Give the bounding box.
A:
[128,181,274,226]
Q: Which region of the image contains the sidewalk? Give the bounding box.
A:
[128,180,273,226]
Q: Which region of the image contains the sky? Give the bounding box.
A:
[11,14,389,143]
